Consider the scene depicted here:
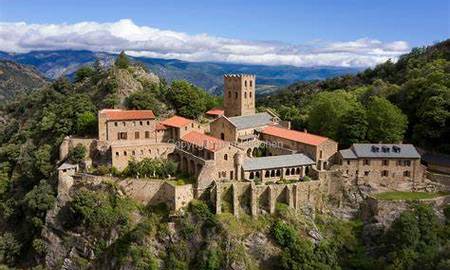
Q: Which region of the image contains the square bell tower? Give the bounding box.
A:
[223,74,256,117]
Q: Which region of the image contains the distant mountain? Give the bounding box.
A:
[0,60,48,101]
[0,50,361,95]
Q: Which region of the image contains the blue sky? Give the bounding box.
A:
[0,0,448,66]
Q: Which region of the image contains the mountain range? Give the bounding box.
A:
[0,50,360,95]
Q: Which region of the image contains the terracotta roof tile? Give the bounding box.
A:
[261,126,328,146]
[160,115,193,128]
[206,107,224,116]
[155,123,167,130]
[101,109,155,121]
[181,131,228,152]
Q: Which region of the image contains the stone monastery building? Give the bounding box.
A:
[59,74,426,213]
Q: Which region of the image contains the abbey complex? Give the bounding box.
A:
[58,74,429,215]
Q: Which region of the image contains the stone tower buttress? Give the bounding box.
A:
[223,74,256,117]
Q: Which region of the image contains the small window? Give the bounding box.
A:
[249,171,254,179]
[140,121,143,126]
[249,92,252,98]
[132,150,136,156]
[382,160,389,166]
[405,160,411,166]
[235,92,238,99]
[381,170,389,177]
[319,150,323,159]
[114,122,118,127]
[118,132,127,140]
[122,121,126,126]
[135,132,140,139]
[115,152,119,156]
[363,159,370,165]
[185,126,188,131]
[347,160,350,165]
[244,92,247,98]
[250,81,253,87]
[364,171,369,176]
[192,123,194,128]
[224,154,228,160]
[124,151,127,156]
[145,131,150,138]
[403,171,411,177]
[244,80,247,87]
[147,121,150,125]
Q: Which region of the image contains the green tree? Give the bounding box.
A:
[23,180,55,214]
[67,144,87,164]
[115,51,130,69]
[336,105,368,147]
[307,90,361,139]
[125,90,166,115]
[0,233,21,266]
[74,66,95,83]
[76,111,97,136]
[366,96,408,143]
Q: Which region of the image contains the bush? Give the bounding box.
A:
[0,233,21,265]
[74,66,95,82]
[67,144,87,164]
[122,158,177,179]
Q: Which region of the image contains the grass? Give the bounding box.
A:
[374,191,450,201]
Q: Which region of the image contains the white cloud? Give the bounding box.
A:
[0,19,410,67]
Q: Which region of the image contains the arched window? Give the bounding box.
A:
[270,170,275,177]
[250,81,253,87]
[249,172,254,179]
[296,168,300,174]
[265,171,270,177]
[244,92,247,98]
[255,171,260,178]
[224,154,228,160]
[132,150,136,156]
[249,92,252,98]
[124,151,127,156]
[291,168,295,175]
[115,152,119,156]
[276,169,281,176]
[286,169,290,176]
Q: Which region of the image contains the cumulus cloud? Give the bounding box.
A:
[0,19,410,67]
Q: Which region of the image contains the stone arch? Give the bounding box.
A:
[286,169,290,176]
[249,171,255,179]
[258,187,270,214]
[265,170,270,178]
[255,171,260,179]
[247,148,252,157]
[291,168,295,175]
[276,169,281,177]
[189,160,195,175]
[270,170,275,177]
[276,187,289,205]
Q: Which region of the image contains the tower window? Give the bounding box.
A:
[244,80,247,87]
[235,92,238,99]
[250,81,253,87]
[249,92,252,98]
[244,92,247,98]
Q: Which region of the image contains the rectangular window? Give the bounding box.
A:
[381,170,389,177]
[364,171,369,176]
[405,160,411,166]
[403,171,411,177]
[135,132,140,139]
[319,150,323,159]
[363,159,370,165]
[118,132,127,140]
[382,160,389,166]
[145,131,150,138]
[347,160,350,165]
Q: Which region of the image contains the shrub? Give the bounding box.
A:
[67,144,87,164]
[0,233,21,265]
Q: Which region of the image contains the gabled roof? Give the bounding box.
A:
[206,107,224,116]
[261,126,329,146]
[228,112,274,130]
[339,149,357,159]
[347,144,421,159]
[242,154,314,171]
[181,131,229,152]
[160,115,193,128]
[101,109,155,121]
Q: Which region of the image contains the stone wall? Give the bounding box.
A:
[59,137,97,162]
[111,142,176,170]
[213,180,324,217]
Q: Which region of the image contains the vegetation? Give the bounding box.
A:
[259,39,450,151]
[122,158,178,179]
[374,191,450,201]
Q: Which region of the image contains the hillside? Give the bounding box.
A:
[0,50,360,95]
[258,39,450,153]
[0,60,48,101]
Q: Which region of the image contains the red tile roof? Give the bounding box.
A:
[206,107,225,116]
[101,109,155,121]
[261,126,329,146]
[155,123,167,130]
[160,115,193,128]
[181,131,228,152]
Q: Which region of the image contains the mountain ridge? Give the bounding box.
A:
[0,50,361,95]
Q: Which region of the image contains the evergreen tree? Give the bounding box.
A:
[115,51,130,69]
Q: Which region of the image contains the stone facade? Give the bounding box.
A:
[338,144,424,190]
[111,142,176,170]
[223,74,256,117]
